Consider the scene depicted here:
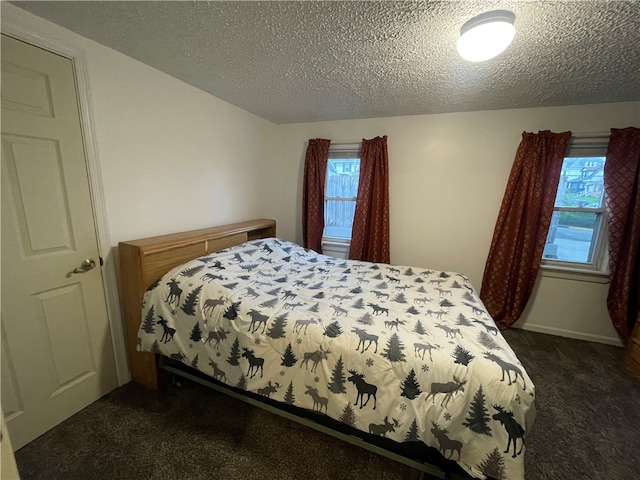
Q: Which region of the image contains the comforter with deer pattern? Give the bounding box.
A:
[138,238,535,480]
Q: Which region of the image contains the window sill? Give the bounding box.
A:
[321,238,351,246]
[540,264,609,284]
[321,238,351,260]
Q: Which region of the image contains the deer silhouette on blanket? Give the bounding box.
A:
[169,351,186,362]
[300,347,330,373]
[367,303,389,316]
[352,328,379,353]
[368,416,401,437]
[483,352,527,390]
[425,375,467,408]
[371,290,389,300]
[431,422,462,460]
[202,296,225,316]
[244,287,261,299]
[241,348,264,378]
[165,279,182,306]
[436,324,463,339]
[282,289,297,300]
[304,385,328,413]
[201,273,225,283]
[247,309,269,334]
[464,302,486,315]
[284,301,303,310]
[208,360,227,383]
[330,294,352,303]
[257,381,281,398]
[384,318,406,331]
[347,370,377,409]
[473,319,499,336]
[493,404,525,458]
[413,342,441,361]
[209,260,225,271]
[205,328,230,348]
[331,305,349,316]
[156,316,175,344]
[293,319,317,335]
[414,296,430,306]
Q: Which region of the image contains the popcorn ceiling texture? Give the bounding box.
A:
[13,1,640,124]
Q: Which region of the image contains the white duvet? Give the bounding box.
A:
[139,238,535,479]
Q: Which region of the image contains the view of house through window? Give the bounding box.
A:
[543,155,607,268]
[323,155,360,240]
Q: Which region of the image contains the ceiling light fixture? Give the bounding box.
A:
[457,10,516,62]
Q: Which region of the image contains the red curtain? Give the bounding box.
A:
[480,131,572,329]
[349,136,390,264]
[604,127,640,341]
[302,138,331,253]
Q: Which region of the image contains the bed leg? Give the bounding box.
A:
[169,371,181,387]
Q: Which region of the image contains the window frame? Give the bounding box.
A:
[322,148,361,243]
[540,137,610,280]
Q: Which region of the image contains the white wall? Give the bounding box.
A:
[2,3,277,246]
[272,102,640,345]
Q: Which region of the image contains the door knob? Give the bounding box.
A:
[71,259,97,274]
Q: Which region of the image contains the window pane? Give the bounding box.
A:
[544,211,601,263]
[554,157,605,208]
[326,159,360,198]
[324,199,356,239]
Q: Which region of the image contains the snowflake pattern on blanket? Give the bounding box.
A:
[139,238,535,480]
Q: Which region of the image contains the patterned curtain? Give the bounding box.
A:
[604,127,640,341]
[349,136,390,264]
[302,138,331,252]
[480,131,572,329]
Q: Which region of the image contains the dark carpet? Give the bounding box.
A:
[15,329,640,480]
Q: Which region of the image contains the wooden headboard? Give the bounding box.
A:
[118,218,276,389]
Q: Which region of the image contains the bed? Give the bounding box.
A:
[119,219,535,480]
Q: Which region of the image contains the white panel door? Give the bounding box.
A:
[1,34,118,450]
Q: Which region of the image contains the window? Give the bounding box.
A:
[323,151,360,241]
[542,140,608,274]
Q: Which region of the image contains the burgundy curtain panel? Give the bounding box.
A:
[604,127,640,341]
[302,138,331,253]
[349,136,390,264]
[480,130,572,329]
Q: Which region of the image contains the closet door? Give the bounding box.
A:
[1,34,118,449]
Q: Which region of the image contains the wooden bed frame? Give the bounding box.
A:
[118,218,471,480]
[119,218,276,390]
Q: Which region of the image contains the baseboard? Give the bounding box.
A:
[513,323,623,347]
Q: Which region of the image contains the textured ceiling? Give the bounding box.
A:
[11,1,640,124]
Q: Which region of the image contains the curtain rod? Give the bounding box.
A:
[329,141,361,152]
[332,133,611,144]
[571,132,610,139]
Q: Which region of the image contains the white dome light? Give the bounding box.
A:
[457,10,516,62]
